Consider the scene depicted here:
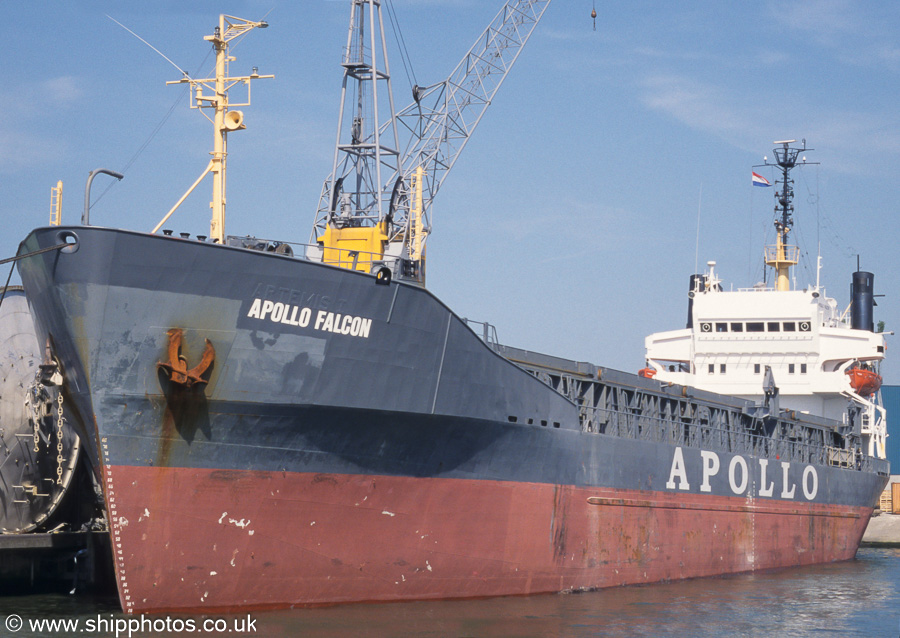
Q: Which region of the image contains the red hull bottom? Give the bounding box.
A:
[104,465,871,613]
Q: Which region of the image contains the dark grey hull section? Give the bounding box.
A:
[16,226,887,509]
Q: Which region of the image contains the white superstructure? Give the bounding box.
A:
[644,141,887,459]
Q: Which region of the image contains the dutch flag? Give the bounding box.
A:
[752,171,772,187]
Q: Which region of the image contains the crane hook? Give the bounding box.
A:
[591,2,597,31]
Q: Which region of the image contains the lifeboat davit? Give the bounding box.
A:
[846,367,882,396]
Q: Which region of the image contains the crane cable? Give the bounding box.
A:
[384,0,418,93]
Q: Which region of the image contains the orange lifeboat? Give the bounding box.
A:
[638,367,657,379]
[846,367,882,396]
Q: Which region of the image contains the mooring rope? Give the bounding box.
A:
[0,242,70,312]
[0,242,71,267]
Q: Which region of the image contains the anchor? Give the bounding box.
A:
[157,328,215,387]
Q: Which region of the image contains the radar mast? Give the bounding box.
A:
[759,139,816,291]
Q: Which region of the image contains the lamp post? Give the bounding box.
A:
[83,168,124,225]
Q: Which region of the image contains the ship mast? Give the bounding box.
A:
[153,15,272,243]
[760,139,815,291]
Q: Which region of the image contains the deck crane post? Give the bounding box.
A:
[310,0,552,285]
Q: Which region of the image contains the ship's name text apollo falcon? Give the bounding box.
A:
[245,298,372,338]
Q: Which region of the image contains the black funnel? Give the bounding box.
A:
[850,271,874,332]
[687,274,705,328]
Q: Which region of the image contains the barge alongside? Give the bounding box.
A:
[13,2,890,613]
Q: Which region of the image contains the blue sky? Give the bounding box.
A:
[3,0,900,382]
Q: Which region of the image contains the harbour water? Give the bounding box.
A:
[1,547,897,637]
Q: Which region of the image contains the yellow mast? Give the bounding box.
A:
[412,165,426,262]
[209,15,228,243]
[765,226,799,292]
[152,15,271,242]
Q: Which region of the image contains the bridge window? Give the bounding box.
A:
[716,322,728,332]
[730,322,744,332]
[767,322,780,332]
[801,363,807,374]
[747,322,764,332]
[789,364,795,374]
[754,363,761,374]
[720,364,726,373]
[783,322,796,332]
[708,364,715,374]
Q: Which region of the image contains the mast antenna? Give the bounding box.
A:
[106,15,191,78]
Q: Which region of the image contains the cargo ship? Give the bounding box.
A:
[14,2,889,614]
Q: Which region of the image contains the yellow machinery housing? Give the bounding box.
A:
[318,221,389,272]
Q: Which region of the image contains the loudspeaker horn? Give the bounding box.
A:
[223,110,245,131]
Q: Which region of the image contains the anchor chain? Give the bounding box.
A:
[28,378,46,453]
[22,349,70,486]
[56,391,65,484]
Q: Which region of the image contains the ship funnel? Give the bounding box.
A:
[850,271,875,332]
[224,110,245,131]
[686,274,705,328]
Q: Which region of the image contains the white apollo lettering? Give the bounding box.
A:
[665,448,817,502]
[244,299,372,339]
[758,459,775,497]
[781,461,796,499]
[728,455,748,494]
[802,466,818,500]
[666,447,690,490]
[700,450,719,493]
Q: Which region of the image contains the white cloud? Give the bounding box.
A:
[637,73,900,175]
[639,74,756,138]
[770,0,861,39]
[40,76,84,104]
[0,130,60,172]
[768,0,900,73]
[0,77,83,172]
